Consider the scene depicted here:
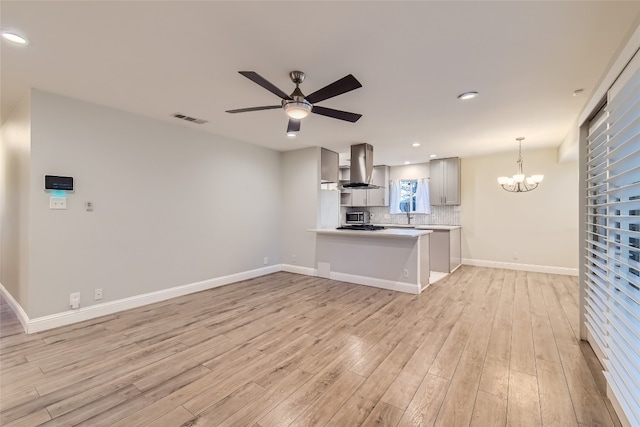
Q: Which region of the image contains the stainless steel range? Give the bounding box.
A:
[337,224,387,231]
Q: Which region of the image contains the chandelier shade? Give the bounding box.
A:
[497,137,544,192]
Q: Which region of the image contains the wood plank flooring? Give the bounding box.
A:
[0,267,620,426]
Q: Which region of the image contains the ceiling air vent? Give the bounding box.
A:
[171,113,208,125]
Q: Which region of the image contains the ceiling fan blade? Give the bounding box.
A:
[287,119,301,133]
[311,105,362,122]
[225,105,281,114]
[305,74,362,104]
[239,71,292,100]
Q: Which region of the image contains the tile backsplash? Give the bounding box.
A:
[342,205,460,226]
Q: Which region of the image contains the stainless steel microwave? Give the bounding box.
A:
[346,211,370,225]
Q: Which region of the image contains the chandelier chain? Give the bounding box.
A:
[497,137,544,193]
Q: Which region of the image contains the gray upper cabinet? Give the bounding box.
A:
[351,187,367,207]
[429,157,461,205]
[340,165,390,207]
[367,165,390,206]
[321,148,339,183]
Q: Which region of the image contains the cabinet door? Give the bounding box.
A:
[366,188,386,206]
[321,148,339,183]
[449,228,462,271]
[429,157,460,205]
[367,165,390,206]
[340,191,352,206]
[429,230,451,273]
[429,159,445,205]
[351,189,367,207]
[443,157,461,205]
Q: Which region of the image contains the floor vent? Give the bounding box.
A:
[171,113,208,125]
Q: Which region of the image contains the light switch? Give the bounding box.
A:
[50,197,67,210]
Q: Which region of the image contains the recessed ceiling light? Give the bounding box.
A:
[572,89,584,97]
[457,91,478,100]
[429,154,437,158]
[404,161,411,165]
[1,31,28,45]
[286,131,297,138]
[412,142,421,147]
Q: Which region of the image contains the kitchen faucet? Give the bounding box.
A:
[407,210,414,225]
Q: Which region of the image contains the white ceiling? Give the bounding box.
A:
[2,1,639,166]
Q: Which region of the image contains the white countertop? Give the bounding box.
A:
[415,225,461,230]
[371,224,461,231]
[311,228,432,238]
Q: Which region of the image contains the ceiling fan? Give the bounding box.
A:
[225,71,363,135]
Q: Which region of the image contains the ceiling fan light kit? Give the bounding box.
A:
[226,70,362,135]
[283,99,312,119]
[497,137,544,192]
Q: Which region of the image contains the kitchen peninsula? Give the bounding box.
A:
[311,228,432,294]
[380,225,462,274]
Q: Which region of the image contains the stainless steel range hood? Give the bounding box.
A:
[342,143,379,189]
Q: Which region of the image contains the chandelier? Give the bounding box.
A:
[497,137,544,192]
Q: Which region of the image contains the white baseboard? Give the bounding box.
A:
[0,281,30,333]
[281,264,422,294]
[328,271,421,294]
[461,258,578,276]
[0,263,444,334]
[1,259,575,335]
[5,265,281,334]
[280,264,317,276]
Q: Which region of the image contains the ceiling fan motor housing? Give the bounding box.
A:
[289,71,305,84]
[284,71,312,119]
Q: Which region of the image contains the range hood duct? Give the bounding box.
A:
[342,143,379,189]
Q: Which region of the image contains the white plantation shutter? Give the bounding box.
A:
[585,107,610,356]
[584,51,640,426]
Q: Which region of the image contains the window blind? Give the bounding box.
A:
[585,107,610,358]
[584,51,640,427]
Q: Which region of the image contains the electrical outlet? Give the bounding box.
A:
[403,269,409,278]
[50,197,67,210]
[94,288,103,300]
[70,292,80,309]
[263,257,268,265]
[292,254,297,264]
[512,251,518,260]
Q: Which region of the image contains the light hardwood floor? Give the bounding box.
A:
[0,267,620,426]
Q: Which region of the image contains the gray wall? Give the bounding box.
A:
[0,92,31,310]
[281,147,320,269]
[17,90,282,318]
